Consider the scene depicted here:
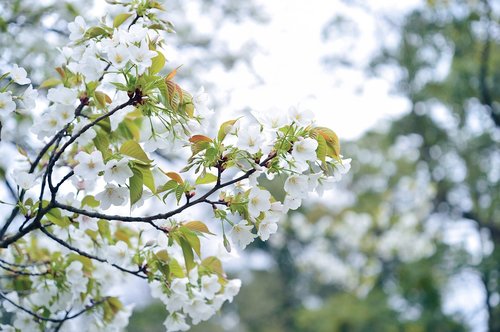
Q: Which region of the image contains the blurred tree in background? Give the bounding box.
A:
[241,0,499,331]
[1,0,499,331]
[129,0,499,330]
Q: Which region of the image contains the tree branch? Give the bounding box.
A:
[0,291,105,323]
[39,226,148,279]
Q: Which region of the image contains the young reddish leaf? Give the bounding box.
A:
[165,65,182,81]
[189,135,212,144]
[165,172,184,185]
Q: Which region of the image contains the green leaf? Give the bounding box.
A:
[311,127,341,160]
[46,209,71,227]
[175,185,184,204]
[113,13,133,28]
[120,140,152,163]
[135,164,155,193]
[169,258,185,278]
[183,221,214,235]
[98,220,111,240]
[81,195,100,208]
[179,237,195,272]
[129,167,144,206]
[94,91,111,109]
[217,119,238,142]
[85,26,108,38]
[179,227,201,257]
[40,78,61,89]
[149,51,165,75]
[195,172,217,185]
[93,130,112,158]
[315,133,327,163]
[155,250,169,262]
[157,180,178,194]
[201,256,223,275]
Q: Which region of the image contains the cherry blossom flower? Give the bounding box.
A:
[76,214,99,232]
[74,151,105,180]
[237,124,264,154]
[126,25,148,43]
[284,174,309,198]
[164,313,190,332]
[11,169,37,190]
[68,16,86,41]
[0,92,16,114]
[47,86,77,105]
[108,44,130,69]
[229,221,257,249]
[10,64,30,85]
[107,241,130,266]
[257,216,278,241]
[252,108,287,131]
[292,137,318,162]
[18,85,38,111]
[73,118,97,146]
[103,159,133,184]
[247,187,271,218]
[200,274,221,300]
[222,279,241,301]
[129,42,157,74]
[288,105,314,126]
[95,184,128,210]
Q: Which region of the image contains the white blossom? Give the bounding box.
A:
[129,42,157,74]
[164,313,190,332]
[257,216,278,241]
[68,16,86,41]
[47,86,77,105]
[288,105,314,126]
[229,221,257,249]
[247,187,271,218]
[108,44,130,69]
[284,174,309,198]
[11,169,37,190]
[73,118,97,146]
[200,274,221,300]
[10,64,30,85]
[237,124,264,154]
[95,183,128,210]
[103,159,133,184]
[74,151,105,180]
[12,313,37,331]
[107,241,130,266]
[223,279,241,301]
[292,137,318,162]
[0,92,16,114]
[18,85,38,111]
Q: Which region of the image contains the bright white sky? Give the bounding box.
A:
[214,0,422,140]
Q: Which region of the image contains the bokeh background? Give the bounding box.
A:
[0,0,499,331]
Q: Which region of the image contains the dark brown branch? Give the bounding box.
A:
[54,153,276,224]
[0,291,105,323]
[0,262,49,276]
[39,226,147,279]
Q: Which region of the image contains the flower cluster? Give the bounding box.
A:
[0,1,350,331]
